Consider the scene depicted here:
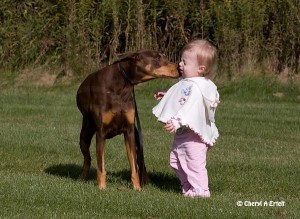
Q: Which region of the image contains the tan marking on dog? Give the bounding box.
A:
[102,111,115,125]
[97,169,107,189]
[141,74,155,81]
[145,64,152,72]
[153,64,178,77]
[125,109,135,124]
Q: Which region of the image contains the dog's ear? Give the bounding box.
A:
[113,52,141,64]
[130,53,141,61]
[116,52,134,60]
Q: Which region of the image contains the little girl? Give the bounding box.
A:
[152,39,220,198]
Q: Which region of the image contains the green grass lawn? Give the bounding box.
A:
[0,76,299,218]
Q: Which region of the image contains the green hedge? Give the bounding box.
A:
[1,0,299,77]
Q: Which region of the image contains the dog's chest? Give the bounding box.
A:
[99,86,136,137]
[102,108,135,138]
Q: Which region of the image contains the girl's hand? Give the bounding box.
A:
[154,90,166,100]
[164,120,176,133]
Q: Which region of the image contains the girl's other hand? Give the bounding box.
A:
[164,120,176,133]
[154,90,166,100]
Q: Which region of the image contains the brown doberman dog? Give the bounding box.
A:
[76,50,180,190]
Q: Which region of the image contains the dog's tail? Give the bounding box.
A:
[134,125,148,186]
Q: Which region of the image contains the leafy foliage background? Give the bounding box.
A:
[1,0,299,78]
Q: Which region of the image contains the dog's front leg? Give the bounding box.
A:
[96,132,107,189]
[124,129,142,191]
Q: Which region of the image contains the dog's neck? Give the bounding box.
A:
[118,62,136,85]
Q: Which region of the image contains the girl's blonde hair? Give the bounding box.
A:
[181,39,218,77]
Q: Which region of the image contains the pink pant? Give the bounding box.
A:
[170,128,210,197]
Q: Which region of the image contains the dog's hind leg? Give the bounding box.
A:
[79,115,95,181]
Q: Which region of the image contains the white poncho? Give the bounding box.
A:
[152,77,220,146]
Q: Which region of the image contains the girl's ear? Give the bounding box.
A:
[197,65,206,75]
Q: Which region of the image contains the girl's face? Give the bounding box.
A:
[179,50,204,78]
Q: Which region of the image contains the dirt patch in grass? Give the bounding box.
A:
[273,92,284,98]
[15,66,73,87]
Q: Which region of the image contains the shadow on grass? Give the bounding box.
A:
[44,163,95,181]
[44,163,179,192]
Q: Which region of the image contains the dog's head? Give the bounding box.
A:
[116,50,180,82]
